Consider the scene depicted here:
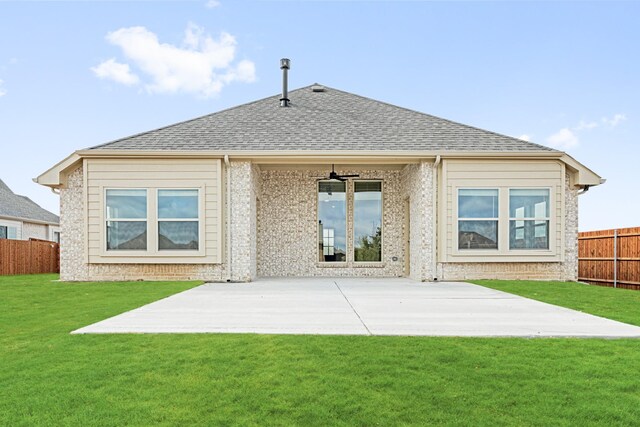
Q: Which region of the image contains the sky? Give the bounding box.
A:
[0,0,638,232]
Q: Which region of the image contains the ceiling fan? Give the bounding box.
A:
[316,164,360,182]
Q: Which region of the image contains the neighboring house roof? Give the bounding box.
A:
[0,179,59,225]
[89,84,556,153]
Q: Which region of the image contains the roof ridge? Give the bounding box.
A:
[88,84,319,150]
[0,178,13,193]
[320,84,557,152]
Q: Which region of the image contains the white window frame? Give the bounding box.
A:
[105,188,149,252]
[453,186,556,259]
[101,186,205,257]
[456,188,499,252]
[508,188,551,250]
[0,219,22,240]
[156,188,203,254]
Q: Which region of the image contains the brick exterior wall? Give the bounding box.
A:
[256,168,406,277]
[400,161,435,281]
[227,161,260,281]
[21,222,49,240]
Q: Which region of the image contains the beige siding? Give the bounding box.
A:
[439,159,565,263]
[85,158,222,264]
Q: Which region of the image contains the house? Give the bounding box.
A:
[0,179,60,242]
[35,68,603,282]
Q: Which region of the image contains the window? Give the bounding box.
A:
[1,225,18,240]
[318,181,346,262]
[354,181,382,262]
[158,189,199,250]
[322,228,335,257]
[106,189,147,250]
[53,231,60,243]
[458,189,499,250]
[509,189,550,249]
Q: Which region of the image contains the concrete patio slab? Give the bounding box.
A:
[72,278,640,337]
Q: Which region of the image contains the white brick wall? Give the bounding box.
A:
[21,222,48,240]
[400,161,434,281]
[256,168,405,277]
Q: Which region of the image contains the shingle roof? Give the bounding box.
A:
[0,179,59,224]
[90,84,556,152]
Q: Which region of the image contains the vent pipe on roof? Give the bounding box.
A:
[280,58,290,107]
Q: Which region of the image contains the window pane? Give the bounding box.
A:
[354,181,382,262]
[0,226,6,239]
[106,189,146,219]
[106,221,147,250]
[159,221,199,250]
[510,220,549,249]
[318,181,346,262]
[459,189,499,218]
[458,220,498,249]
[7,227,16,239]
[509,189,549,218]
[158,190,198,219]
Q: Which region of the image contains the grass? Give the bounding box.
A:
[1,275,639,426]
[470,280,640,327]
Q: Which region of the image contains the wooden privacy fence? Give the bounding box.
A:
[578,226,640,290]
[0,239,60,275]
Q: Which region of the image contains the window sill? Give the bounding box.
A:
[452,249,556,257]
[315,262,387,268]
[316,262,350,268]
[100,250,206,257]
[352,262,386,268]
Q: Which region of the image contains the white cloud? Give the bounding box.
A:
[572,114,627,131]
[538,112,626,151]
[205,0,221,8]
[97,23,255,97]
[602,113,626,127]
[0,79,6,97]
[575,120,598,131]
[517,134,531,142]
[91,58,140,86]
[546,128,579,150]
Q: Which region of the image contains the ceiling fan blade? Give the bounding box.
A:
[337,174,360,178]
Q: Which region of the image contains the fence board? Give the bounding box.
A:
[0,239,60,275]
[578,227,640,290]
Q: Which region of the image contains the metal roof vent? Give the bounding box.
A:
[311,84,325,92]
[280,58,290,107]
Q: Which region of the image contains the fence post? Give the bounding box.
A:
[613,229,618,288]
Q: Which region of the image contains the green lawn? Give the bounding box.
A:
[471,280,640,327]
[1,275,639,426]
